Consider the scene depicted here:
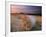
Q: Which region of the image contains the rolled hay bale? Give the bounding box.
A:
[34,16,42,30]
[11,14,32,32]
[36,16,42,25]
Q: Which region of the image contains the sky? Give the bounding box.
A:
[10,5,42,14]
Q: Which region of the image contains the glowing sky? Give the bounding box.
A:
[10,5,41,14]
